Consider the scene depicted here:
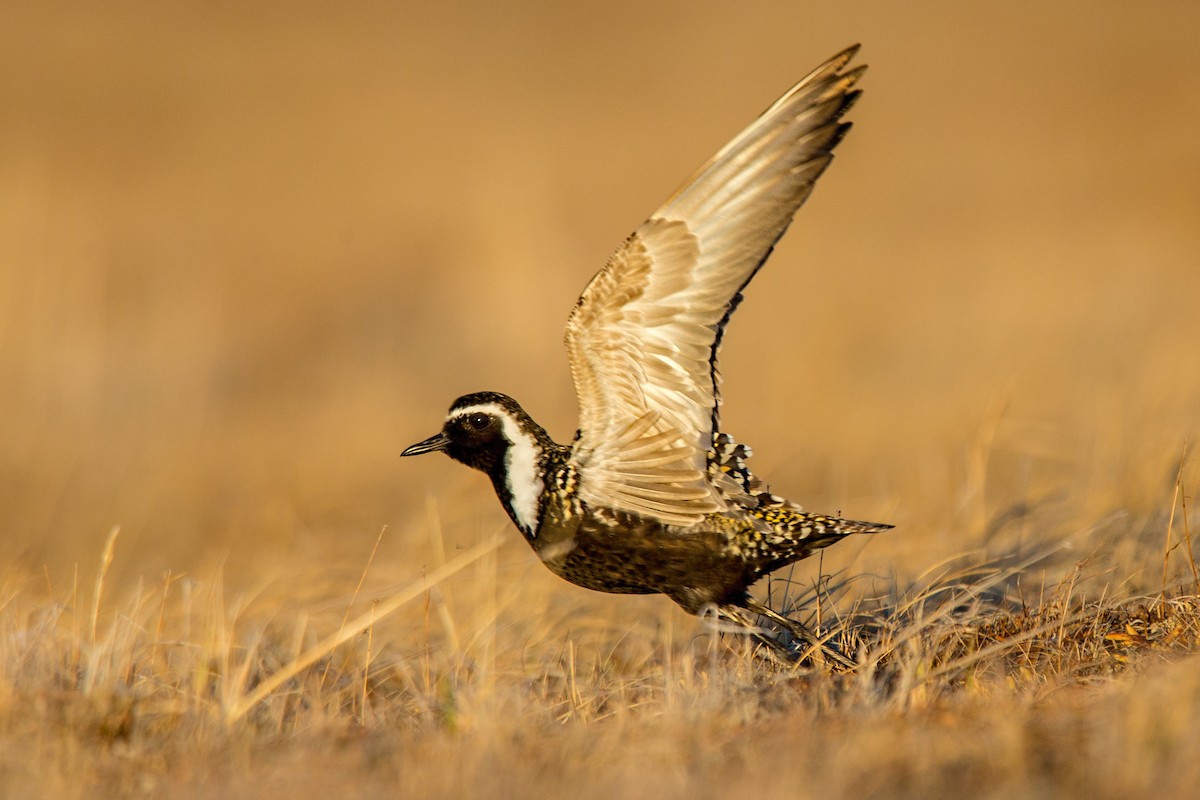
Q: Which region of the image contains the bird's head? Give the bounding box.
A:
[401,391,551,535]
[401,391,540,473]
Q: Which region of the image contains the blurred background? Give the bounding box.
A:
[1,1,1197,606]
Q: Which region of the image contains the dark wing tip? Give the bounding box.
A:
[828,43,862,65]
[827,43,864,74]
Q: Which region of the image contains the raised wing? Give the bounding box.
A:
[565,45,864,525]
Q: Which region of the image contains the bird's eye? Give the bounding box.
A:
[468,413,490,430]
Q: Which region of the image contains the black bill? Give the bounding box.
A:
[400,431,450,457]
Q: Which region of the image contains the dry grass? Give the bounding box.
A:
[2,516,1200,798]
[3,1,1200,797]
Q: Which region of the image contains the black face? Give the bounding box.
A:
[440,408,508,473]
[400,392,529,477]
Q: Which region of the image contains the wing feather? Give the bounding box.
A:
[565,46,864,525]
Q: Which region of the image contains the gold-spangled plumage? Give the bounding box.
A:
[402,46,891,663]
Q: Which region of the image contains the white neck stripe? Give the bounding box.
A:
[449,403,544,535]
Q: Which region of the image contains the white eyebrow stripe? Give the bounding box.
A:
[448,403,504,420]
[448,403,543,535]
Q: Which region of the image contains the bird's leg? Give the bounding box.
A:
[702,604,796,662]
[740,598,857,670]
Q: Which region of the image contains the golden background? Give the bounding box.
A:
[2,1,1198,599]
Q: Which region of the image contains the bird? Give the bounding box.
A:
[401,45,891,664]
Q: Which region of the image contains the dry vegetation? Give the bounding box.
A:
[3,523,1200,799]
[3,2,1200,798]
